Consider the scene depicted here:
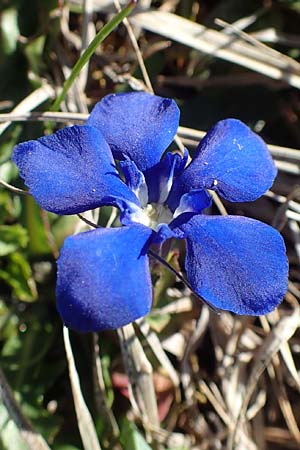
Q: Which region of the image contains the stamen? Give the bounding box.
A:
[127,203,173,230]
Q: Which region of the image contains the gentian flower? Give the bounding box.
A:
[12,93,288,332]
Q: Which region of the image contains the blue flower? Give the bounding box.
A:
[12,92,288,332]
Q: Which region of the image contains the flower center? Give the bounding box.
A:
[129,202,174,230]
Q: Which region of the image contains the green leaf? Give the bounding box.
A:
[24,196,51,255]
[0,161,18,184]
[0,124,22,164]
[146,313,171,333]
[0,300,17,340]
[120,419,152,450]
[0,252,37,302]
[100,355,114,407]
[24,35,46,75]
[0,224,28,256]
[20,401,61,441]
[0,192,21,224]
[0,8,19,55]
[51,215,78,248]
[166,448,189,450]
[54,446,81,450]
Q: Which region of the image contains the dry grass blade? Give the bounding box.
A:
[198,380,257,450]
[0,367,51,450]
[228,307,300,449]
[152,296,193,315]
[181,306,210,402]
[274,364,300,443]
[114,0,153,93]
[272,186,300,231]
[265,427,300,449]
[280,340,300,391]
[252,28,300,47]
[210,191,228,215]
[79,0,96,90]
[268,145,300,161]
[63,327,102,450]
[1,111,299,161]
[0,83,55,136]
[266,192,300,215]
[215,17,300,71]
[92,333,120,438]
[289,220,300,262]
[275,160,300,175]
[260,313,300,443]
[137,318,180,387]
[177,127,300,162]
[117,323,160,430]
[131,11,300,89]
[0,111,87,123]
[270,309,300,392]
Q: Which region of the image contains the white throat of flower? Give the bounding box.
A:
[129,203,173,230]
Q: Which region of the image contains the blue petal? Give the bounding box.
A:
[181,215,288,315]
[173,189,212,218]
[152,223,177,244]
[56,225,153,332]
[13,125,138,215]
[169,119,277,204]
[86,93,180,171]
[145,150,188,204]
[120,158,148,206]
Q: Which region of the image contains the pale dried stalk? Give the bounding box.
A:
[222,319,252,447]
[274,364,300,443]
[215,17,300,70]
[106,207,118,228]
[272,309,300,391]
[198,380,257,450]
[0,367,51,450]
[216,10,261,33]
[0,83,55,136]
[289,220,300,262]
[131,11,300,89]
[272,186,300,230]
[80,0,96,89]
[114,0,153,93]
[181,306,210,402]
[210,191,228,215]
[266,191,300,214]
[178,126,300,161]
[0,111,86,123]
[252,28,300,47]
[63,327,102,450]
[92,333,120,438]
[137,318,180,387]
[117,323,160,430]
[112,4,185,155]
[59,54,89,114]
[260,314,300,444]
[152,296,193,315]
[1,111,298,161]
[227,307,300,449]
